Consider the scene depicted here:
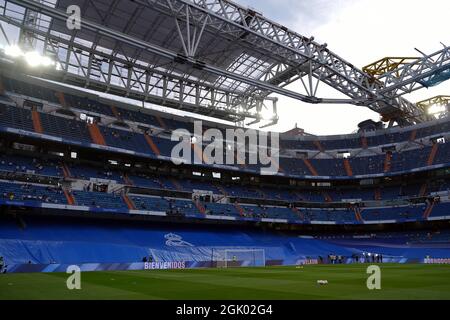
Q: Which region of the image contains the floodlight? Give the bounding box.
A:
[4,46,55,68]
[260,107,275,120]
[24,51,55,67]
[40,56,55,67]
[4,45,23,58]
[24,51,42,67]
[428,104,446,115]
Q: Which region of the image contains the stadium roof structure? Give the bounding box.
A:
[0,0,449,125]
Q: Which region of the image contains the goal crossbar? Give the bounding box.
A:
[223,249,266,268]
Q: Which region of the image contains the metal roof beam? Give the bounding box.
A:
[141,0,429,122]
[9,0,356,106]
[376,46,450,97]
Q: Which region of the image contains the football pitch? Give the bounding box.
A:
[1,264,450,300]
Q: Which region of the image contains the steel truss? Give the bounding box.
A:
[416,95,450,119]
[363,57,420,78]
[0,0,448,125]
[0,15,255,121]
[374,46,450,98]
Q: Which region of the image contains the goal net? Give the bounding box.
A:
[216,249,266,268]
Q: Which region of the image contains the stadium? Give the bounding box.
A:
[0,0,449,302]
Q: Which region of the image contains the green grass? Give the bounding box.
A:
[1,264,450,300]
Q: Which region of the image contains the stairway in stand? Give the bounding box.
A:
[155,115,167,130]
[55,91,67,107]
[354,207,364,222]
[423,200,435,219]
[61,163,72,178]
[144,133,161,156]
[31,108,43,134]
[110,105,122,121]
[343,158,353,176]
[314,140,324,152]
[63,189,76,205]
[409,129,417,142]
[122,194,136,210]
[427,143,438,166]
[323,192,333,203]
[302,159,318,176]
[419,183,428,197]
[193,200,206,215]
[87,123,106,146]
[122,173,134,186]
[383,152,392,173]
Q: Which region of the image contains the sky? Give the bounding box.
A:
[237,0,450,134]
[0,0,449,135]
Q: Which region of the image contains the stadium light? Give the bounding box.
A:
[428,103,446,115]
[4,45,23,58]
[4,45,55,68]
[260,107,276,121]
[24,51,43,67]
[24,51,55,68]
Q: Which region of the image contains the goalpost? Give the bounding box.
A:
[216,249,266,268]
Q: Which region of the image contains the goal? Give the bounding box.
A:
[216,249,266,268]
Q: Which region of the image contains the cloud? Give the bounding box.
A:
[238,0,358,36]
[237,0,450,134]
